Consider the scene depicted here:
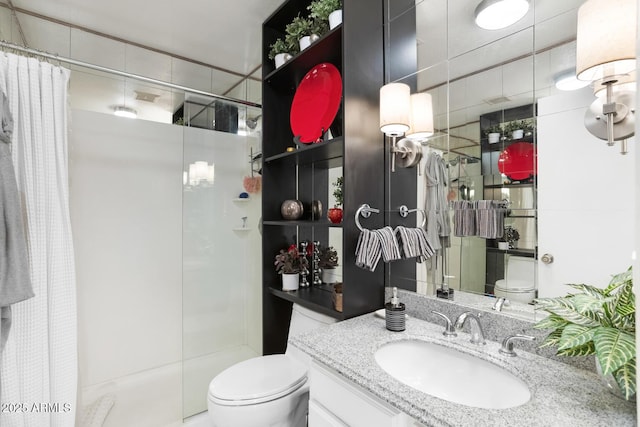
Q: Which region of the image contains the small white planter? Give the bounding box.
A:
[488,133,500,144]
[329,9,342,30]
[299,36,311,51]
[511,129,524,140]
[282,273,299,291]
[498,242,509,250]
[274,53,292,69]
[322,268,338,284]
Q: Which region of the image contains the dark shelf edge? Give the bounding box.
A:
[486,248,536,258]
[265,136,344,164]
[263,220,343,227]
[268,286,345,320]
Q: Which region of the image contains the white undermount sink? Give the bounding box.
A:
[375,340,530,409]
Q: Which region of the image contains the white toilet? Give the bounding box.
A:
[207,304,337,427]
[494,255,536,304]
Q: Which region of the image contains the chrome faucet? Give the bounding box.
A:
[431,310,457,337]
[499,334,536,357]
[454,312,486,345]
[492,297,510,312]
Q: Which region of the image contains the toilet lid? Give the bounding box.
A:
[495,279,535,291]
[208,355,307,406]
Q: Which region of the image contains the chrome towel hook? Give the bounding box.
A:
[355,204,381,231]
[398,205,426,228]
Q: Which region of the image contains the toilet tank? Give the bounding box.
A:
[506,256,535,282]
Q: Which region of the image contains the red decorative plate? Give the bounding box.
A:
[498,142,537,180]
[290,63,342,144]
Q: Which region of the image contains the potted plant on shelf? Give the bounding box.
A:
[285,14,315,52]
[534,267,635,400]
[268,38,294,69]
[274,244,309,291]
[307,0,342,31]
[319,245,339,284]
[485,124,502,144]
[328,176,343,224]
[503,226,520,249]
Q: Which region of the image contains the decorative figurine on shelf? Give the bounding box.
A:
[312,241,322,286]
[299,241,310,287]
[327,176,343,224]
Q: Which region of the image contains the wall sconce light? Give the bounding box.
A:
[576,0,636,154]
[474,0,529,30]
[113,106,137,119]
[379,83,430,172]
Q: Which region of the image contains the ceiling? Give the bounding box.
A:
[1,0,589,132]
[9,0,283,77]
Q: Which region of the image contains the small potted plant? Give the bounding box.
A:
[268,38,295,69]
[534,267,635,400]
[285,14,314,51]
[307,0,342,31]
[319,245,339,284]
[274,244,309,291]
[485,124,502,144]
[328,176,343,224]
[505,120,528,140]
[503,226,520,249]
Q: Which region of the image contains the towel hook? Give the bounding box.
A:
[398,205,427,228]
[355,204,380,231]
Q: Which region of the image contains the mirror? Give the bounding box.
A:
[386,0,629,303]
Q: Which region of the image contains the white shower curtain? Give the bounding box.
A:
[0,53,77,427]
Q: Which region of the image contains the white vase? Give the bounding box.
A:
[282,273,299,291]
[299,36,311,51]
[488,132,500,144]
[498,241,509,250]
[329,9,342,30]
[274,53,291,69]
[322,268,338,284]
[511,129,524,140]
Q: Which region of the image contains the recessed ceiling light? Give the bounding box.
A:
[113,106,137,119]
[554,71,591,91]
[475,0,530,30]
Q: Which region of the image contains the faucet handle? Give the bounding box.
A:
[499,334,536,357]
[492,297,510,311]
[431,310,457,337]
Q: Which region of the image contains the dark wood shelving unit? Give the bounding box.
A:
[261,0,386,355]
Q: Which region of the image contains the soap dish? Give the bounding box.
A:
[374,309,409,319]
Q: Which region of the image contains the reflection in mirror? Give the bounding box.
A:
[386,0,633,311]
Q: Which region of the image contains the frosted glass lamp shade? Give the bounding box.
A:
[380,83,410,136]
[406,93,434,140]
[576,0,637,82]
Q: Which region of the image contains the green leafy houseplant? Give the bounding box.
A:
[274,244,309,274]
[285,15,313,50]
[533,268,636,400]
[268,38,293,60]
[332,176,343,208]
[307,0,342,23]
[484,124,502,137]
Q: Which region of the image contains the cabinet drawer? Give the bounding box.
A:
[309,399,349,427]
[310,360,406,427]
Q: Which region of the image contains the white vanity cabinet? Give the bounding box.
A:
[308,360,424,427]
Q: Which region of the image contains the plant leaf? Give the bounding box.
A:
[533,314,569,330]
[603,268,633,296]
[613,361,637,401]
[593,327,636,375]
[566,283,606,298]
[557,324,596,351]
[615,282,635,318]
[536,298,601,327]
[570,294,609,314]
[539,329,563,349]
[556,341,595,357]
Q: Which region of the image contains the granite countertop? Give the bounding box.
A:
[290,312,636,427]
